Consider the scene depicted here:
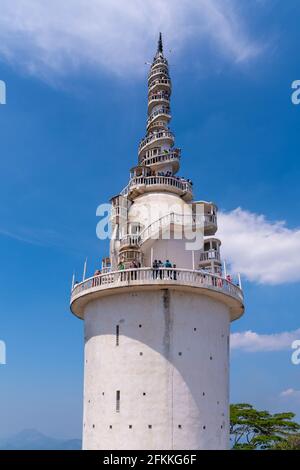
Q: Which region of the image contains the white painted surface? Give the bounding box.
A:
[82,289,230,450]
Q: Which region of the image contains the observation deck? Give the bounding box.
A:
[120,175,193,201]
[70,267,244,321]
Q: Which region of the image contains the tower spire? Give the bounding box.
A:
[157,32,163,55]
[137,34,179,173]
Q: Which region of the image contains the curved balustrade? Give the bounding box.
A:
[137,212,208,245]
[147,108,171,126]
[148,96,170,112]
[120,176,192,198]
[199,250,221,262]
[148,67,169,82]
[71,268,244,317]
[139,130,174,153]
[120,234,140,248]
[119,212,215,249]
[152,57,168,68]
[140,150,180,167]
[148,78,171,94]
[147,121,169,133]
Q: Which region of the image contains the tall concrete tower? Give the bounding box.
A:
[70,34,244,450]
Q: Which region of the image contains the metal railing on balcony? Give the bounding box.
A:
[71,267,244,305]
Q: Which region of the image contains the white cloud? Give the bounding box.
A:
[0,0,262,79]
[230,329,300,352]
[280,388,300,398]
[219,208,300,285]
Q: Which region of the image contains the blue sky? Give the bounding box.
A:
[0,0,300,439]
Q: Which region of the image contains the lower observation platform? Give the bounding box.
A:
[70,268,244,321]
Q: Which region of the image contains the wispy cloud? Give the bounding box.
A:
[231,329,300,352]
[219,208,300,285]
[0,226,63,248]
[0,0,263,80]
[280,388,300,399]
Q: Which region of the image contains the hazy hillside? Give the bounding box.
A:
[0,429,81,450]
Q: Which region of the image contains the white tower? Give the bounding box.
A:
[70,34,244,450]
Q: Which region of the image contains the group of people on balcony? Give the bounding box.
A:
[155,171,193,187]
[152,259,177,280]
[83,262,238,290]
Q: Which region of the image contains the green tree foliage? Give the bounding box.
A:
[230,403,300,450]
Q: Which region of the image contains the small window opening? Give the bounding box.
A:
[116,325,119,346]
[116,390,120,412]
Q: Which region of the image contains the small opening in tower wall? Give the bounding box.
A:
[139,324,142,328]
[116,390,120,412]
[194,328,197,331]
[129,425,132,429]
[116,325,119,346]
[178,425,182,429]
[148,425,152,429]
[109,425,112,429]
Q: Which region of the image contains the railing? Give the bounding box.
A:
[120,176,192,198]
[148,92,170,110]
[140,150,180,167]
[139,131,174,152]
[71,268,243,305]
[199,250,221,262]
[119,212,214,248]
[120,234,140,248]
[148,78,171,94]
[204,214,217,226]
[152,57,168,67]
[147,107,171,126]
[148,67,169,81]
[137,212,202,246]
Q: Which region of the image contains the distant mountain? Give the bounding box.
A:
[0,429,81,450]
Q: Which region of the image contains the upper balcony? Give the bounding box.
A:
[120,174,193,201]
[148,64,170,82]
[191,201,218,236]
[148,67,169,84]
[148,78,171,95]
[151,57,168,69]
[140,149,180,173]
[148,92,170,113]
[139,130,174,155]
[147,107,171,128]
[70,267,244,321]
[199,238,222,275]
